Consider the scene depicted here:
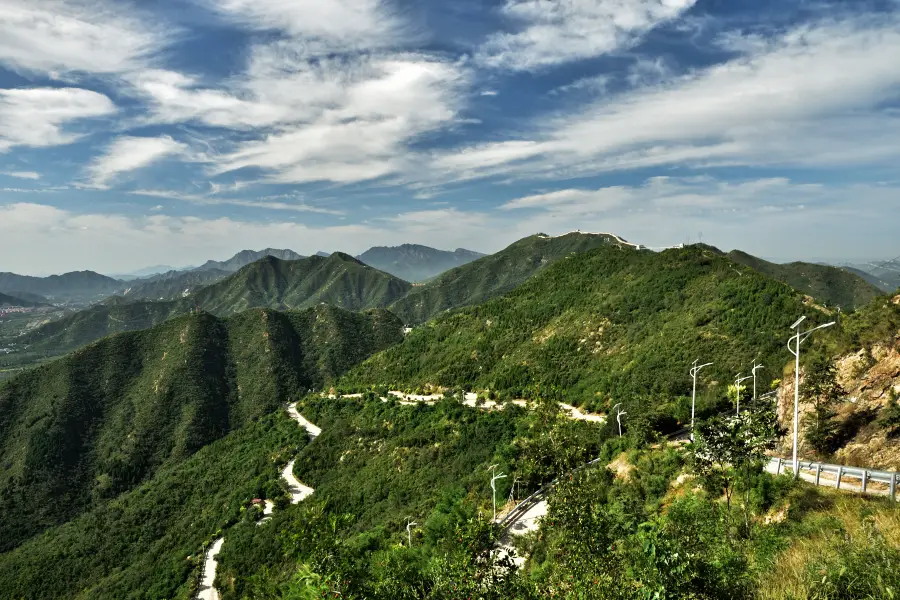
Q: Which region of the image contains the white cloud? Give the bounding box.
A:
[477,0,697,71]
[85,136,188,188]
[435,15,900,183]
[205,0,403,53]
[0,87,115,151]
[0,0,171,76]
[212,55,468,184]
[2,170,40,179]
[130,189,345,215]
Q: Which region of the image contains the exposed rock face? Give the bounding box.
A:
[776,329,900,469]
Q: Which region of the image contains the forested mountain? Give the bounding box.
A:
[0,305,403,551]
[14,254,411,361]
[387,232,632,324]
[0,270,123,304]
[192,248,305,273]
[356,244,485,282]
[726,250,883,310]
[120,267,231,301]
[345,244,823,405]
[0,292,46,307]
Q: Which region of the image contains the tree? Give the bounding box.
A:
[692,407,780,534]
[803,355,844,456]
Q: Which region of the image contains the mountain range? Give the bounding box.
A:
[0,292,45,308]
[0,271,122,305]
[356,244,485,282]
[3,234,887,368]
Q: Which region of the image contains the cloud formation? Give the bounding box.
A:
[478,0,697,70]
[0,87,115,151]
[0,0,170,75]
[85,136,188,188]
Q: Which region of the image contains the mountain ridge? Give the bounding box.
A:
[356,243,485,282]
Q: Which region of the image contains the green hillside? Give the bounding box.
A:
[345,245,825,405]
[0,292,45,307]
[12,254,410,362]
[0,411,309,600]
[119,268,231,301]
[0,305,403,551]
[388,232,632,324]
[727,250,882,310]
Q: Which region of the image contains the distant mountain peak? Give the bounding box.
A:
[193,248,305,273]
[356,243,486,282]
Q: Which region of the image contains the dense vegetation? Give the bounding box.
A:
[357,244,485,282]
[727,250,883,311]
[0,411,309,600]
[0,305,402,550]
[345,244,823,407]
[387,232,627,324]
[119,267,231,301]
[10,253,410,361]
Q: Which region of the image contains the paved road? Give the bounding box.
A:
[195,404,320,599]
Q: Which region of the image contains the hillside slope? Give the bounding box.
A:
[727,250,882,310]
[388,232,632,324]
[0,270,123,305]
[0,292,46,307]
[0,305,403,551]
[357,244,485,282]
[345,245,825,405]
[120,268,231,301]
[16,254,410,361]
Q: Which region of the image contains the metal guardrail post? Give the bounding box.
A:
[891,473,897,503]
[862,470,868,493]
[836,466,843,490]
[776,457,782,475]
[815,464,821,486]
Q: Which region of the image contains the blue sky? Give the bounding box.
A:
[1,0,899,275]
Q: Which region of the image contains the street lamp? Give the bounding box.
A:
[612,403,627,437]
[406,516,417,547]
[788,317,836,475]
[690,360,713,441]
[735,374,753,416]
[751,362,765,405]
[489,465,507,521]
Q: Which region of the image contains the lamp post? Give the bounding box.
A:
[612,403,627,437]
[751,362,764,405]
[406,517,417,547]
[735,374,753,416]
[690,360,713,441]
[489,465,507,521]
[788,317,836,475]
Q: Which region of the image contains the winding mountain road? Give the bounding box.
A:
[195,403,320,600]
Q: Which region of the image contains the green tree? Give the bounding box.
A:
[803,355,844,456]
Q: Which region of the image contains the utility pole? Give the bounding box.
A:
[690,360,713,441]
[735,374,753,416]
[788,316,836,475]
[489,465,507,521]
[751,362,764,405]
[612,403,627,437]
[406,517,417,547]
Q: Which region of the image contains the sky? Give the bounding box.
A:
[0,0,899,275]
